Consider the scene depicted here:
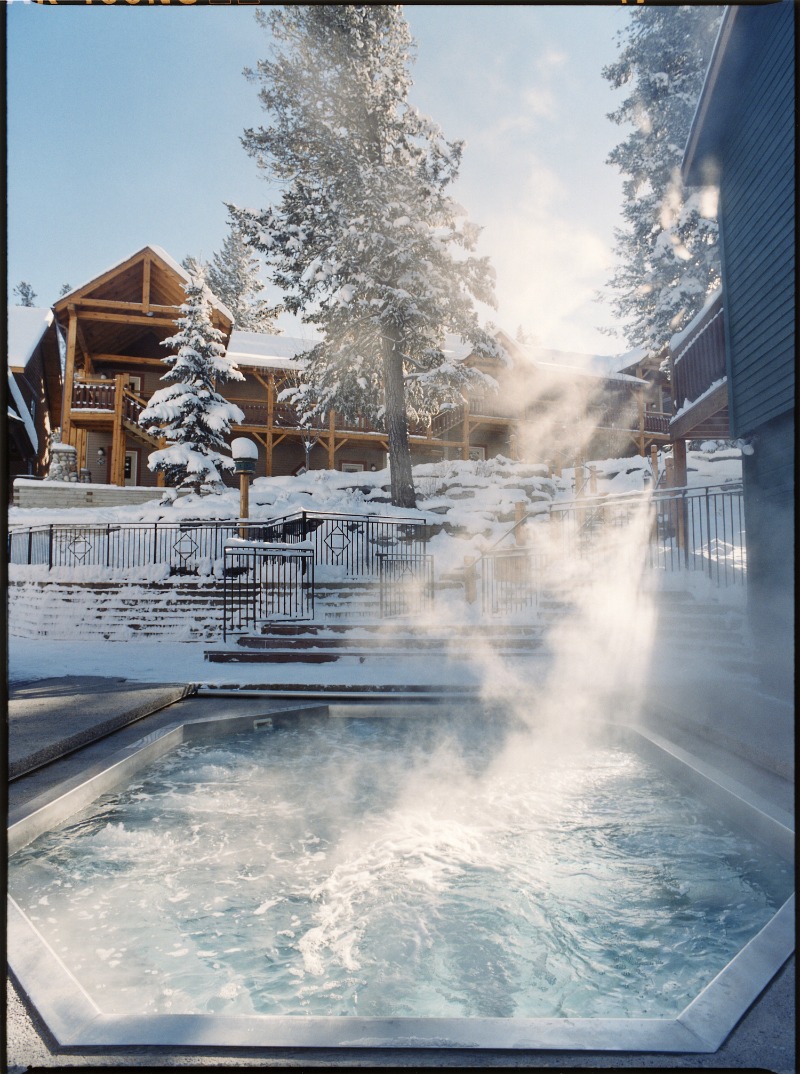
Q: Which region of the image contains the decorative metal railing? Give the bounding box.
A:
[222,541,314,639]
[7,512,431,579]
[378,552,434,618]
[549,483,746,586]
[254,511,430,576]
[480,547,550,616]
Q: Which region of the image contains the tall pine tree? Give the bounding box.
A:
[208,225,282,333]
[230,5,501,508]
[139,275,245,496]
[601,6,722,353]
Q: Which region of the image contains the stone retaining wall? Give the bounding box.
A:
[12,480,190,510]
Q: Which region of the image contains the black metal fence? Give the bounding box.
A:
[7,521,247,574]
[548,483,746,586]
[481,548,549,616]
[7,512,430,578]
[222,542,314,639]
[255,511,429,576]
[378,552,435,618]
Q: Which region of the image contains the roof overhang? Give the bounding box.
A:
[682,3,789,188]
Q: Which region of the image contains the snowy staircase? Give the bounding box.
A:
[8,579,227,642]
[205,621,545,664]
[647,591,756,678]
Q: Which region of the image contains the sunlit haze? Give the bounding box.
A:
[7,4,633,355]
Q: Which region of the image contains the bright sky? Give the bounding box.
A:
[7,3,635,356]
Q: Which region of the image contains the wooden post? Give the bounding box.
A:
[665,458,675,488]
[649,444,659,485]
[239,472,250,539]
[266,373,275,477]
[637,387,646,455]
[588,465,598,495]
[156,437,166,487]
[111,374,126,486]
[672,438,688,488]
[61,308,78,441]
[463,555,477,604]
[328,410,336,469]
[672,438,688,553]
[461,404,470,461]
[574,458,584,496]
[515,501,526,545]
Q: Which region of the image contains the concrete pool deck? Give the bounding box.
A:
[6,677,796,1072]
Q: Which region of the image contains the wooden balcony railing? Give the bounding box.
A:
[71,379,148,424]
[671,296,726,407]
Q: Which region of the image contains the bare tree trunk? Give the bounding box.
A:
[381,331,417,509]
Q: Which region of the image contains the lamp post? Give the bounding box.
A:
[231,437,258,538]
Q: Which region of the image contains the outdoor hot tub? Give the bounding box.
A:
[7,701,794,1052]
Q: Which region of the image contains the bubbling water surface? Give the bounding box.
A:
[9,713,791,1019]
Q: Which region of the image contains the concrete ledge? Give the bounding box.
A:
[8,677,197,779]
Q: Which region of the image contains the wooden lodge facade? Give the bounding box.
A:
[52,246,234,488]
[14,243,672,491]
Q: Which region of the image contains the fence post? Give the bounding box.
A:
[48,525,54,570]
[27,528,33,566]
[514,501,526,545]
[463,555,477,604]
[649,445,659,484]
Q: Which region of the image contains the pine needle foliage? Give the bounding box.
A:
[139,275,245,496]
[230,4,501,508]
[601,5,723,353]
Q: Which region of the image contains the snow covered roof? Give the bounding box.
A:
[225,331,319,370]
[669,287,723,355]
[7,306,54,371]
[515,342,646,386]
[226,330,490,371]
[7,370,38,452]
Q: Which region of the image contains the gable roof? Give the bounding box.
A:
[53,245,235,324]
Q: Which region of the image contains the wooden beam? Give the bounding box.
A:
[72,299,178,315]
[61,308,78,441]
[92,354,168,369]
[76,322,94,376]
[111,375,127,486]
[77,311,178,328]
[142,255,152,314]
[669,381,729,440]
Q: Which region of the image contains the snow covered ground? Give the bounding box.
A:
[8,447,743,687]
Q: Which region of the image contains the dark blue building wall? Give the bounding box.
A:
[683,1,794,700]
[717,2,795,438]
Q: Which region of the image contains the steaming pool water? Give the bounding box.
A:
[8,706,793,1042]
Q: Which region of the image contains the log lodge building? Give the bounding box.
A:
[9,244,673,490]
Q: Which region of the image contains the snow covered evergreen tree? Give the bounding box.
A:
[230,5,501,508]
[139,275,245,496]
[207,225,282,333]
[601,6,722,353]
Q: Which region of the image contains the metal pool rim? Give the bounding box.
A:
[7,705,795,1053]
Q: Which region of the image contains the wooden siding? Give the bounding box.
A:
[719,2,795,436]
